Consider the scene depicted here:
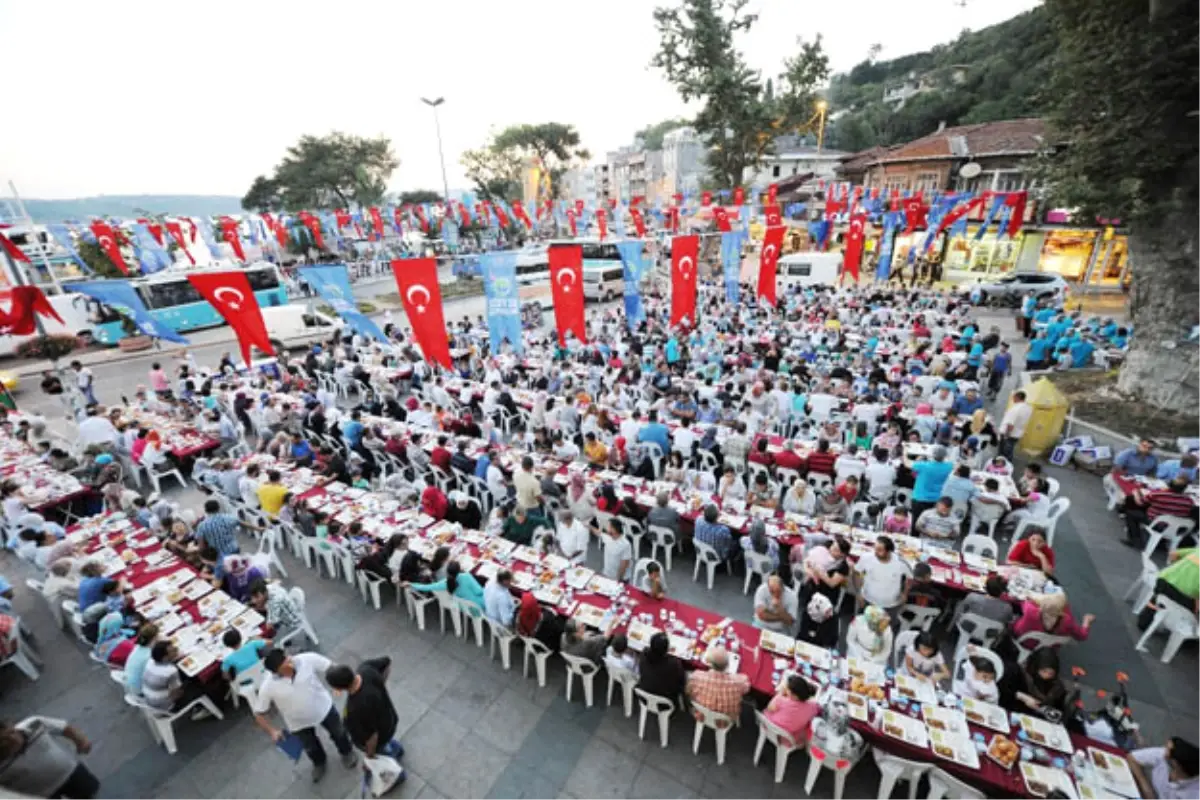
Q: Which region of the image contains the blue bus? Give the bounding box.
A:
[92,263,289,344]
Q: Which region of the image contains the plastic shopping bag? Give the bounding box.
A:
[362,755,405,797]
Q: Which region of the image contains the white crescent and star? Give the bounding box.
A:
[213,286,245,310]
[406,284,431,313]
[677,255,695,281]
[555,267,577,293]
[763,244,778,265]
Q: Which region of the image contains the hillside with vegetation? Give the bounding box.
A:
[22,195,241,222]
[826,6,1056,152]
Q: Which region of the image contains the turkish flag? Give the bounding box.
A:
[732,187,744,206]
[186,218,198,243]
[393,208,406,234]
[548,244,586,346]
[566,210,577,237]
[841,211,867,284]
[824,198,845,220]
[672,193,683,206]
[607,197,617,210]
[763,204,782,227]
[596,209,608,241]
[335,210,351,228]
[300,213,326,249]
[670,234,699,328]
[0,286,65,335]
[391,258,452,369]
[766,184,778,205]
[413,205,431,232]
[936,195,985,236]
[629,207,646,237]
[711,207,732,233]
[164,221,195,265]
[575,199,585,215]
[757,225,785,306]
[187,271,274,365]
[369,207,385,237]
[0,231,31,264]
[903,196,926,234]
[1003,191,1027,237]
[459,203,471,228]
[138,220,165,246]
[219,217,246,262]
[90,221,130,275]
[701,191,712,207]
[511,200,533,230]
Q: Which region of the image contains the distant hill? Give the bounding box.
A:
[18,195,242,222]
[826,6,1055,152]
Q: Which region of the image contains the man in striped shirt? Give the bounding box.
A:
[1123,477,1197,548]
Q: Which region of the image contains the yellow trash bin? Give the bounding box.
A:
[1016,378,1070,458]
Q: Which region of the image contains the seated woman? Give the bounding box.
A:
[999,646,1071,722]
[222,554,267,603]
[844,605,893,664]
[403,561,485,616]
[515,591,564,652]
[636,632,689,701]
[796,592,838,649]
[93,610,135,667]
[739,521,780,570]
[1007,528,1055,574]
[1012,591,1094,642]
[763,674,820,746]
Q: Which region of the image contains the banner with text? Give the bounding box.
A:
[480,251,523,355]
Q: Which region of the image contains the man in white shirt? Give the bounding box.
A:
[864,450,897,502]
[855,535,912,611]
[929,387,955,414]
[999,389,1033,461]
[552,434,580,461]
[807,393,837,420]
[834,445,867,483]
[253,649,356,782]
[486,461,508,505]
[76,408,119,449]
[556,510,590,564]
[619,410,642,446]
[601,522,632,582]
[481,382,502,418]
[672,418,697,455]
[752,575,798,634]
[239,464,262,508]
[483,570,516,627]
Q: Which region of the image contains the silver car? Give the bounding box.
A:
[962,272,1069,306]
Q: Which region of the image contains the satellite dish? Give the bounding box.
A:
[959,162,982,179]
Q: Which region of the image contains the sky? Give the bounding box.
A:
[0,0,1040,200]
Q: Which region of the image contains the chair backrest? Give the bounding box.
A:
[961,534,997,561]
[692,539,721,564]
[521,635,552,656]
[849,501,873,529]
[896,604,940,633]
[691,700,735,730]
[892,629,919,668]
[1153,593,1200,627]
[1014,631,1071,663]
[631,558,665,591]
[744,550,775,577]
[633,689,675,714]
[1045,477,1060,497]
[952,646,1004,685]
[927,767,987,800]
[288,586,306,612]
[775,466,801,488]
[956,612,1005,649]
[968,498,1006,526]
[754,708,800,749]
[807,473,832,493]
[1047,497,1071,522]
[891,487,913,508]
[648,524,676,546]
[561,651,599,675]
[1152,514,1197,538]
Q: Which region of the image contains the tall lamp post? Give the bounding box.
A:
[420,97,452,207]
[815,100,829,154]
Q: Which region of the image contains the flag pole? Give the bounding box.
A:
[8,181,65,296]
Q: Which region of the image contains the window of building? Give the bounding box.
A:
[772,165,780,178]
[913,172,941,194]
[994,171,1028,192]
[884,176,909,193]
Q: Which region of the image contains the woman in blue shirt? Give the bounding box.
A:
[405,561,485,616]
[1026,334,1052,370]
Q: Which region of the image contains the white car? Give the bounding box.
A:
[962,272,1069,306]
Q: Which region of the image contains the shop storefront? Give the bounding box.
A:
[942,225,1026,275]
[1037,227,1129,289]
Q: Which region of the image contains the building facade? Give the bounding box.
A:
[744,145,847,193]
[662,126,706,199]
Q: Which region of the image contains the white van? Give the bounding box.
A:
[776,252,841,289]
[583,265,624,302]
[258,305,341,351]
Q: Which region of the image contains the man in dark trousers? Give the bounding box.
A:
[326,657,405,791]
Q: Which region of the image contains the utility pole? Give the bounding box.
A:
[815,101,829,154]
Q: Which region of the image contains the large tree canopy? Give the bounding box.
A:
[396,189,443,205]
[460,144,524,203]
[1039,0,1198,413]
[242,132,399,211]
[652,0,829,189]
[634,118,691,150]
[461,123,588,201]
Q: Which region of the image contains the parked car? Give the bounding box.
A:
[961,272,1069,306]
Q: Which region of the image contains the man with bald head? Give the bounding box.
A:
[753,573,798,634]
[686,645,751,717]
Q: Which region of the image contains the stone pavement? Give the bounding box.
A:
[1,310,1193,799]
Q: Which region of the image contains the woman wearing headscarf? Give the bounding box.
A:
[221,554,267,602]
[1012,591,1094,642]
[796,593,838,649]
[739,520,780,570]
[607,436,629,472]
[999,646,1071,720]
[845,605,893,664]
[565,474,596,525]
[93,611,134,667]
[515,591,563,652]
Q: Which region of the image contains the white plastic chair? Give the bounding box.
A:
[1013,497,1071,548]
[124,692,225,754]
[331,540,357,587]
[406,589,438,632]
[485,618,515,670]
[605,663,638,717]
[692,539,724,590]
[953,612,1005,659]
[967,498,1005,539]
[631,558,668,596]
[896,604,940,633]
[647,525,677,571]
[561,652,600,707]
[776,466,801,488]
[743,551,776,595]
[0,625,40,681]
[433,590,462,637]
[145,461,187,495]
[1013,631,1071,664]
[257,525,288,578]
[1102,473,1126,510]
[1123,553,1159,614]
[804,738,863,800]
[872,746,931,800]
[228,661,265,710]
[357,571,386,610]
[892,629,919,671]
[1141,515,1198,557]
[615,516,646,558]
[1135,594,1200,663]
[951,646,1005,697]
[891,487,913,509]
[753,709,803,783]
[807,473,833,494]
[276,587,320,648]
[961,534,998,561]
[61,600,89,645]
[521,636,553,687]
[691,701,736,765]
[926,766,986,800]
[455,599,485,647]
[635,688,676,748]
[1045,476,1061,497]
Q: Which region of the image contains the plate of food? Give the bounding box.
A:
[843,690,871,721]
[184,580,215,601]
[586,575,622,598]
[564,566,594,589]
[848,677,886,701]
[987,734,1020,770]
[758,630,796,657]
[928,726,979,769]
[572,603,607,629]
[510,571,536,591]
[533,584,564,606]
[1017,715,1073,754]
[793,641,833,670]
[626,620,659,651]
[177,650,217,678]
[962,697,1010,733]
[1020,762,1078,799]
[1088,747,1138,797]
[843,657,886,684]
[668,634,695,661]
[881,711,928,748]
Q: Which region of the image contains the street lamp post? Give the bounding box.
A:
[815,100,829,154]
[420,97,452,208]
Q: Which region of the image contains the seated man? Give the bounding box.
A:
[686,646,749,717]
[1122,476,1196,549]
[1113,438,1160,478]
[753,574,797,634]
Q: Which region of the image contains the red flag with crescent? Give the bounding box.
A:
[711,207,732,233]
[935,195,985,236]
[299,213,326,249]
[670,234,699,328]
[732,187,744,206]
[511,200,533,230]
[547,244,586,347]
[607,197,617,210]
[596,209,607,241]
[412,205,430,232]
[0,286,65,335]
[574,199,584,215]
[335,210,351,228]
[369,207,385,237]
[842,211,867,284]
[164,221,195,265]
[219,217,246,262]
[459,203,471,228]
[566,210,577,237]
[391,258,452,369]
[701,191,712,207]
[629,207,646,238]
[902,195,926,234]
[766,184,778,205]
[89,221,130,275]
[187,271,273,364]
[757,225,785,306]
[763,204,782,227]
[137,219,165,246]
[672,193,683,206]
[1003,191,1027,238]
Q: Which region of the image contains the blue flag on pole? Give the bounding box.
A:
[615,241,645,331]
[479,251,523,355]
[298,264,388,342]
[63,279,189,344]
[132,224,172,274]
[197,219,223,259]
[47,224,91,274]
[720,231,745,304]
[875,213,899,281]
[974,196,1005,241]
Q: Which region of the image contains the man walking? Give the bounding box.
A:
[326,657,406,792]
[253,649,357,783]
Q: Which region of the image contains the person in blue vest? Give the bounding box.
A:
[1020,292,1038,338]
[964,335,986,379]
[958,322,977,348]
[1099,318,1119,340]
[1026,331,1052,371]
[1068,336,1096,368]
[1033,305,1057,330]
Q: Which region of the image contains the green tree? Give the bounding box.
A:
[491,123,590,198]
[461,144,525,202]
[652,0,829,189]
[634,117,691,150]
[397,189,442,205]
[241,175,282,212]
[245,132,399,211]
[76,240,130,279]
[1038,0,1198,414]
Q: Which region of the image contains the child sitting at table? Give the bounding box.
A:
[764,673,820,746]
[604,633,639,676]
[952,648,1000,703]
[985,456,1012,476]
[881,505,911,534]
[906,562,946,612]
[901,631,950,684]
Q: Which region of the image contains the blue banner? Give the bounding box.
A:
[875,213,899,281]
[615,241,645,331]
[298,264,388,342]
[480,251,523,355]
[974,196,1005,242]
[63,279,189,344]
[720,231,745,304]
[47,224,91,274]
[197,218,223,259]
[133,223,172,274]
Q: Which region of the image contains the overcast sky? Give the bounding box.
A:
[0,0,1039,199]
